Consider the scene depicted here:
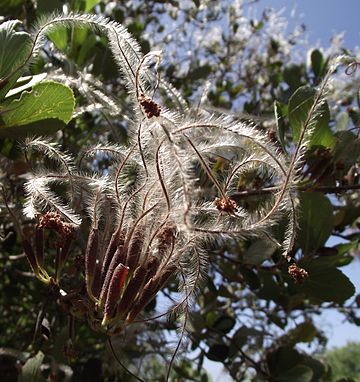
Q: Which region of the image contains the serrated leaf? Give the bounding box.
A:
[298,192,334,254]
[0,81,75,134]
[0,20,32,99]
[18,351,45,382]
[5,73,47,98]
[288,85,335,148]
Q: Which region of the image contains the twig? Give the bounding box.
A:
[231,183,360,198]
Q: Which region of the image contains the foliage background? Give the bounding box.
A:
[1,1,360,381]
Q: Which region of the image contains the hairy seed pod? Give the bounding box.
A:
[91,261,102,298]
[126,277,159,323]
[100,228,125,286]
[144,255,161,283]
[125,225,145,271]
[85,228,99,299]
[99,241,127,307]
[102,263,129,326]
[156,223,176,254]
[157,264,177,287]
[125,262,177,322]
[117,264,148,318]
[127,264,177,323]
[22,239,39,275]
[35,226,44,268]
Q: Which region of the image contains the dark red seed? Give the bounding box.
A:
[125,226,145,271]
[100,228,125,286]
[126,277,159,323]
[99,242,127,307]
[85,228,99,296]
[102,263,129,325]
[117,264,148,318]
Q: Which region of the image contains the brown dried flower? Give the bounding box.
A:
[215,197,238,214]
[38,212,76,240]
[138,93,161,118]
[288,264,309,285]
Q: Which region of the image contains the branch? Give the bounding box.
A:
[231,183,360,198]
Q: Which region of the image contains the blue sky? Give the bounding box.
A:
[256,0,360,49]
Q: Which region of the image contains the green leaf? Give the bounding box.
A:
[318,242,356,268]
[288,85,335,148]
[283,64,303,91]
[206,344,229,362]
[232,326,264,348]
[243,238,278,265]
[298,192,334,254]
[76,33,97,66]
[85,0,101,12]
[274,365,313,382]
[274,101,287,152]
[336,111,350,131]
[188,65,212,81]
[333,131,360,164]
[18,351,45,382]
[310,49,324,78]
[257,271,282,303]
[240,267,261,290]
[267,346,303,375]
[0,118,66,139]
[0,81,75,136]
[212,315,236,334]
[0,20,32,100]
[288,322,317,344]
[36,0,63,13]
[5,73,47,98]
[300,258,355,303]
[47,27,68,52]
